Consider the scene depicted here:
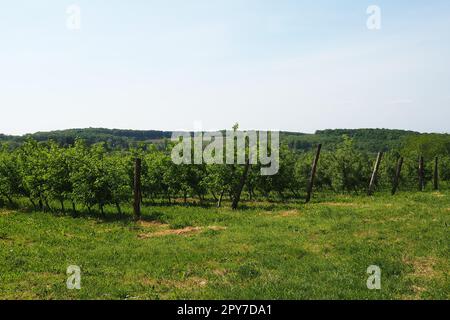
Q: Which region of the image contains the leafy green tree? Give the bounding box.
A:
[142,149,171,202]
[0,145,23,205]
[17,139,50,209]
[440,156,450,182]
[103,152,132,214]
[204,163,236,206]
[69,140,97,212]
[257,145,296,199]
[46,141,72,211]
[329,136,371,193]
[378,152,400,191]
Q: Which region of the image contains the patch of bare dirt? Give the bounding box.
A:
[138,226,226,239]
[208,226,227,231]
[141,276,208,289]
[403,256,438,279]
[138,220,168,228]
[400,256,443,300]
[401,285,427,300]
[0,210,13,216]
[412,285,427,294]
[353,229,378,238]
[278,210,301,217]
[385,215,411,222]
[63,232,76,238]
[212,269,228,277]
[432,192,445,198]
[304,243,333,256]
[321,202,358,207]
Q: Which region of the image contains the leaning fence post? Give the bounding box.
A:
[418,156,425,191]
[392,156,404,195]
[368,152,383,196]
[434,157,439,190]
[305,144,322,203]
[134,158,142,220]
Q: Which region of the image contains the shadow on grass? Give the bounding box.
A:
[1,202,209,225]
[1,196,309,221]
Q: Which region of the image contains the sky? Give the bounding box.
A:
[1,0,450,135]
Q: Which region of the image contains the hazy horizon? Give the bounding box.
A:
[1,126,448,138]
[1,1,450,135]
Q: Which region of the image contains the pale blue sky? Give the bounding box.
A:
[1,0,449,135]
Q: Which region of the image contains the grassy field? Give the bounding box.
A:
[0,192,448,300]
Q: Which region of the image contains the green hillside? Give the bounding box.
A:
[1,128,449,155]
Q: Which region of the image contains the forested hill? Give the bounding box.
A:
[283,129,421,152]
[1,128,449,154]
[0,128,174,148]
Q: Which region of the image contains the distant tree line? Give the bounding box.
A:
[3,128,448,153]
[0,134,449,214]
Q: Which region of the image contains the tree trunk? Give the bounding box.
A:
[45,200,51,212]
[217,189,225,208]
[30,198,37,210]
[232,160,250,210]
[277,190,285,201]
[434,157,439,190]
[418,156,425,191]
[5,194,13,205]
[60,200,65,213]
[133,158,142,220]
[248,187,254,201]
[290,188,299,198]
[116,202,122,215]
[72,202,76,213]
[391,157,404,195]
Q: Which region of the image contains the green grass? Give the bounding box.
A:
[0,192,449,300]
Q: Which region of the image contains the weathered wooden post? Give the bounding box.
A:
[434,157,439,190]
[305,144,322,203]
[418,156,425,191]
[391,157,404,195]
[133,158,142,220]
[232,159,250,210]
[368,152,383,196]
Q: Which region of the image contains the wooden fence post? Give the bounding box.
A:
[434,157,439,190]
[391,156,404,195]
[305,144,322,203]
[418,156,425,191]
[368,152,383,196]
[134,158,142,220]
